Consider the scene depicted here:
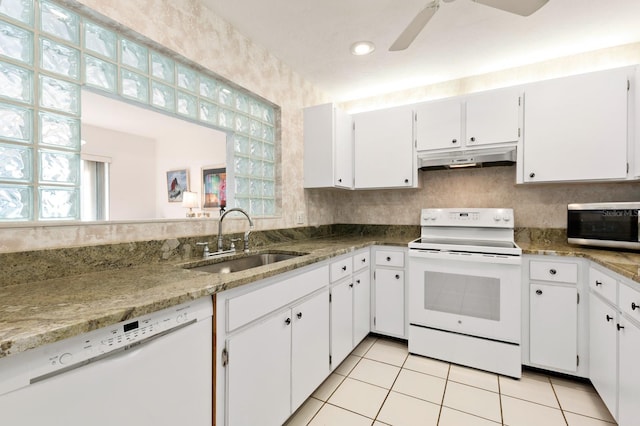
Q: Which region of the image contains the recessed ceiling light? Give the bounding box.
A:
[350,41,375,56]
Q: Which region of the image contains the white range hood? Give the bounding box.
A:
[418,145,517,170]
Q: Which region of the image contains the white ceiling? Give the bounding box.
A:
[205,0,640,101]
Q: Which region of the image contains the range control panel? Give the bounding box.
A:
[420,208,514,228]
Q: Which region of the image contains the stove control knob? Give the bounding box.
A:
[503,215,512,222]
[494,214,502,222]
[59,352,73,365]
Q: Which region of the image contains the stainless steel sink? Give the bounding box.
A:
[185,252,305,274]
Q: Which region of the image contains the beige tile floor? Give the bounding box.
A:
[285,336,617,426]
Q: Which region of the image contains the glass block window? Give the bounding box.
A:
[0,0,279,221]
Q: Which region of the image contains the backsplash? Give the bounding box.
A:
[0,224,418,287]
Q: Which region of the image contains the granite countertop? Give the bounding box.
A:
[0,235,409,359]
[2,233,640,360]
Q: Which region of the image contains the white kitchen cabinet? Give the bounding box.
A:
[226,310,291,426]
[330,278,354,368]
[589,292,618,420]
[529,284,578,372]
[353,106,416,189]
[415,88,520,151]
[522,67,631,183]
[618,316,640,426]
[353,268,371,345]
[303,103,353,189]
[226,290,329,426]
[291,290,331,410]
[372,247,407,338]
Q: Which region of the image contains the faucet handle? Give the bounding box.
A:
[229,238,241,251]
[196,241,211,257]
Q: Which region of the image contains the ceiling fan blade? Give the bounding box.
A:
[389,1,439,51]
[472,0,549,16]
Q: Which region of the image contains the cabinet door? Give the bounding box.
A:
[353,269,371,346]
[374,269,405,337]
[303,103,334,188]
[618,318,640,426]
[589,294,618,419]
[334,107,353,188]
[227,311,292,426]
[523,68,629,182]
[291,290,330,411]
[354,107,414,188]
[529,284,577,372]
[330,279,354,368]
[415,98,461,151]
[465,89,520,147]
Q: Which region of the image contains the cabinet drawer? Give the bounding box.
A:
[330,256,353,282]
[353,251,370,272]
[227,265,329,332]
[530,261,578,283]
[620,284,640,320]
[375,250,404,268]
[590,267,617,304]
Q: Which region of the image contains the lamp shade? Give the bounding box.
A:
[182,191,199,209]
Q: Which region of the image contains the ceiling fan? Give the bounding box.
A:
[389,0,550,51]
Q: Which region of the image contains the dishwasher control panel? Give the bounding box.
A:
[0,297,213,396]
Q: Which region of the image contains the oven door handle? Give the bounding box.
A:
[409,249,521,265]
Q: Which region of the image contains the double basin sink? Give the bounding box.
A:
[183,251,307,274]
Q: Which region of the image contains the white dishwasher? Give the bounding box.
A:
[0,297,213,426]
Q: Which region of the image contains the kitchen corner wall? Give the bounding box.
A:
[0,2,639,253]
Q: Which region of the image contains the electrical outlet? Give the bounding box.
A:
[296,211,305,224]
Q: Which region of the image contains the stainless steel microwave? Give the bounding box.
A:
[568,202,640,250]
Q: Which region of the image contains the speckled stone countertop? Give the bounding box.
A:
[0,235,409,359]
[2,228,640,360]
[516,227,640,282]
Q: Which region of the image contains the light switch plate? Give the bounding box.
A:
[296,211,305,224]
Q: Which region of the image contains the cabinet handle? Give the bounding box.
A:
[529,172,535,178]
[617,324,625,331]
[452,139,458,144]
[342,265,347,271]
[395,274,400,280]
[356,279,361,284]
[361,258,366,263]
[470,136,476,142]
[338,178,342,183]
[606,315,614,322]
[297,312,302,319]
[386,256,391,261]
[549,269,557,275]
[535,289,543,295]
[404,178,409,184]
[595,280,603,286]
[285,318,291,325]
[349,283,354,288]
[632,302,639,311]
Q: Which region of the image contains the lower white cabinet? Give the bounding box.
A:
[330,279,354,368]
[529,284,578,372]
[372,247,407,338]
[226,290,329,426]
[588,265,640,425]
[618,316,640,425]
[353,268,371,345]
[589,293,619,420]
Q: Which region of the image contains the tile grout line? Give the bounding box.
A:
[548,376,570,426]
[371,352,408,425]
[435,361,452,425]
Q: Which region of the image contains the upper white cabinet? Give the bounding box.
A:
[416,88,521,151]
[303,103,353,189]
[353,106,417,189]
[521,67,632,183]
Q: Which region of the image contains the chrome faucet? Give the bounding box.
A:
[218,207,254,253]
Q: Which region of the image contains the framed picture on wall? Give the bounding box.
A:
[202,165,226,209]
[166,169,189,202]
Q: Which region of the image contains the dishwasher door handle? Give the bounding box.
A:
[30,319,197,385]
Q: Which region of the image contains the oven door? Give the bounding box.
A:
[409,249,521,344]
